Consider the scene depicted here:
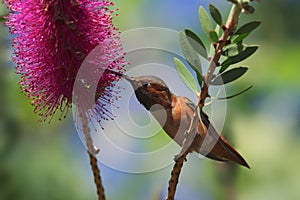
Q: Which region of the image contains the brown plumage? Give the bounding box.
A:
[125,75,250,168]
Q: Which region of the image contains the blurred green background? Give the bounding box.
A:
[1,0,300,199]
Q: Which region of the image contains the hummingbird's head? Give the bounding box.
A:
[124,76,173,111]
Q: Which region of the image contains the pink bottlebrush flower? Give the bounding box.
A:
[4,0,125,123]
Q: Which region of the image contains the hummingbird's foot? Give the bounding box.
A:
[173,154,187,162]
[173,154,180,161]
[92,146,100,155]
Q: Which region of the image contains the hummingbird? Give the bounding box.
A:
[120,74,250,168]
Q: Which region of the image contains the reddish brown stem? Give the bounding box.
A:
[166,4,242,200]
[203,4,241,106]
[88,152,106,200]
[166,152,188,200]
[80,112,106,200]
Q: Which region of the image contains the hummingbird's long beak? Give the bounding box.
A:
[105,69,138,90]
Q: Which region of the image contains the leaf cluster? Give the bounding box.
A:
[174,1,260,100]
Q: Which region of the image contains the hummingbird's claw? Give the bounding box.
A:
[173,154,187,162]
[93,146,100,155]
[173,154,180,161]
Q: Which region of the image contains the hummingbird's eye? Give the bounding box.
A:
[141,81,148,88]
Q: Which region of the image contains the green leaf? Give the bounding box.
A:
[211,67,248,85]
[199,6,213,38]
[228,0,238,4]
[235,21,261,35]
[222,43,244,57]
[195,72,203,87]
[184,29,208,59]
[179,31,202,75]
[232,33,250,43]
[209,4,223,26]
[209,30,219,43]
[213,85,253,100]
[187,60,203,86]
[179,31,203,86]
[220,46,258,73]
[174,58,199,93]
[243,5,255,14]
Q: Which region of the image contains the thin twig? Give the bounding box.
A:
[166,151,188,200]
[203,4,241,105]
[88,151,106,200]
[80,112,106,200]
[166,4,242,200]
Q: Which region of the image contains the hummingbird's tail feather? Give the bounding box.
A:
[199,111,250,168]
[205,135,250,168]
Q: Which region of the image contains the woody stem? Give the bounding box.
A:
[80,112,106,200]
[202,4,241,107]
[166,3,242,200]
[166,151,189,200]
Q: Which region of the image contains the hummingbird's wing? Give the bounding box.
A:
[199,111,250,168]
[168,96,249,168]
[173,97,198,160]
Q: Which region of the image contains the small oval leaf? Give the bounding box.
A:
[209,30,219,43]
[184,29,208,59]
[179,31,202,75]
[174,58,199,93]
[232,33,250,43]
[211,67,248,85]
[187,60,203,86]
[213,85,253,100]
[196,72,203,87]
[228,0,238,4]
[235,21,261,35]
[222,43,244,57]
[220,46,258,73]
[209,4,223,26]
[199,6,213,38]
[243,5,255,14]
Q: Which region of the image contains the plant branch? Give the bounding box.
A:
[200,4,241,110]
[166,151,189,200]
[166,3,242,200]
[80,112,106,200]
[205,4,241,85]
